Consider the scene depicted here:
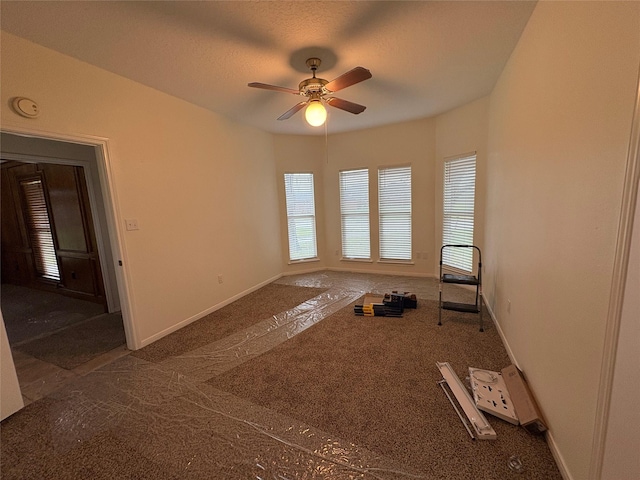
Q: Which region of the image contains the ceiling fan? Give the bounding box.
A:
[248,57,372,127]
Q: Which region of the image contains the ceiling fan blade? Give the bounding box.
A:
[277,101,308,120]
[325,67,372,93]
[326,97,367,115]
[248,82,300,95]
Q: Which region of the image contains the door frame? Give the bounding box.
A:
[589,66,640,478]
[1,124,138,349]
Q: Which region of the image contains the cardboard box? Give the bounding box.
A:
[501,364,548,434]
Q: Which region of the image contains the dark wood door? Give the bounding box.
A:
[1,162,107,307]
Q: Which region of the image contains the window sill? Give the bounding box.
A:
[340,257,373,263]
[288,257,320,265]
[378,258,415,265]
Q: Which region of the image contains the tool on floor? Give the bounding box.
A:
[353,291,417,317]
[388,291,418,309]
[437,379,475,439]
[469,367,518,425]
[436,361,496,440]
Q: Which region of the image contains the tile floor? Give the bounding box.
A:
[1,283,128,407]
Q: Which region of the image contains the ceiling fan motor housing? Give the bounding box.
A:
[298,77,329,97]
[298,57,332,96]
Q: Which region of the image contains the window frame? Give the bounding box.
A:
[283,172,318,263]
[339,168,371,261]
[377,165,412,263]
[18,174,61,281]
[442,153,477,273]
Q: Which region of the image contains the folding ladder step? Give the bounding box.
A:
[442,274,478,285]
[442,301,480,313]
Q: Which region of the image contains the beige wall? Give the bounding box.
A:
[274,134,328,273]
[321,118,436,275]
[3,4,639,476]
[434,96,489,273]
[485,2,640,479]
[1,32,283,347]
[276,100,489,278]
[1,313,23,420]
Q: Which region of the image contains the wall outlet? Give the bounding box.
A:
[218,274,223,284]
[125,219,139,231]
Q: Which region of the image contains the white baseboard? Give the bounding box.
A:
[281,266,325,276]
[138,268,437,349]
[483,299,518,367]
[328,266,438,278]
[137,273,282,349]
[484,300,572,480]
[546,430,574,480]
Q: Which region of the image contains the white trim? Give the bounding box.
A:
[139,273,282,347]
[442,150,477,162]
[483,300,517,367]
[287,257,320,265]
[589,65,640,480]
[485,296,571,479]
[340,257,373,263]
[547,430,575,480]
[0,123,138,349]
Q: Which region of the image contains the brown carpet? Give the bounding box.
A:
[16,312,126,370]
[2,276,562,479]
[208,297,562,479]
[131,283,328,363]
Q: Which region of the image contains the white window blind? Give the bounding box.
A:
[378,166,412,261]
[20,178,60,281]
[284,173,317,261]
[442,154,477,272]
[339,169,370,259]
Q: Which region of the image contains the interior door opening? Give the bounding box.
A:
[1,132,129,406]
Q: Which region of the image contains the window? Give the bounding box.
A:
[339,169,370,259]
[442,153,477,272]
[20,178,60,281]
[378,166,412,261]
[284,173,317,261]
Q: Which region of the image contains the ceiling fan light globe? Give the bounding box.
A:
[305,100,327,127]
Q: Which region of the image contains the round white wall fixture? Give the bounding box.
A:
[11,97,40,118]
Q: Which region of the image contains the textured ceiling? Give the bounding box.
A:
[1,1,536,135]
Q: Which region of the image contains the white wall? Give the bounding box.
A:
[485,2,640,479]
[1,32,283,347]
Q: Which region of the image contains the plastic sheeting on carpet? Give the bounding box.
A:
[6,280,433,478]
[159,289,364,383]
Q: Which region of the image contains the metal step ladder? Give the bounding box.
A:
[438,245,484,332]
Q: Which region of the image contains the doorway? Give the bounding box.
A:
[1,132,130,406]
